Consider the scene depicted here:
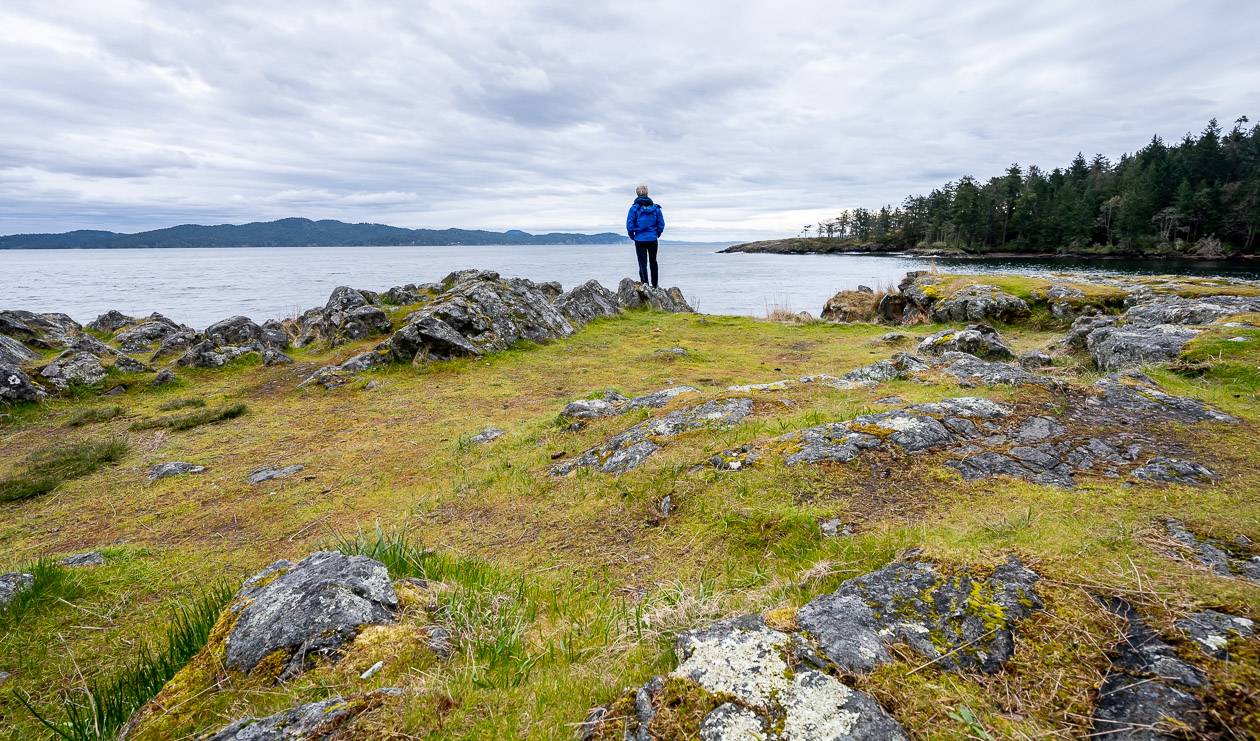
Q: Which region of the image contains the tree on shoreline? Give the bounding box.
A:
[816,118,1260,255]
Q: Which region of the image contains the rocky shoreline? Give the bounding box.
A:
[720,237,1260,263]
[3,267,1259,739]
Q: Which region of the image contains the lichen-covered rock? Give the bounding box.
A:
[148,462,206,480]
[1018,350,1052,369]
[616,278,693,313]
[1087,324,1199,371]
[112,354,153,374]
[225,552,398,680]
[205,688,400,741]
[177,340,260,368]
[288,286,391,347]
[151,368,177,387]
[929,284,1030,323]
[1087,376,1235,424]
[554,280,622,325]
[820,289,878,322]
[0,335,37,366]
[149,328,199,360]
[1125,294,1260,327]
[559,387,697,423]
[840,352,929,385]
[797,557,1041,674]
[0,572,35,608]
[0,309,81,348]
[86,310,136,334]
[612,615,910,741]
[918,324,1014,360]
[624,385,699,410]
[1130,457,1217,485]
[1,362,46,403]
[1176,609,1255,659]
[389,272,574,362]
[1065,314,1119,349]
[1092,598,1205,739]
[115,314,188,353]
[553,397,752,474]
[938,352,1063,389]
[38,350,107,390]
[299,349,390,389]
[205,316,276,349]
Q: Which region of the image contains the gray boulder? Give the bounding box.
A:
[1,362,46,403]
[616,278,693,312]
[623,385,698,410]
[0,310,81,348]
[149,462,206,480]
[553,280,622,325]
[115,314,187,352]
[840,352,929,384]
[389,272,574,363]
[0,335,37,366]
[537,280,563,300]
[1064,314,1119,349]
[1018,350,1052,368]
[177,340,260,368]
[225,552,398,680]
[38,350,107,390]
[1176,609,1255,659]
[918,323,1014,360]
[929,284,1030,323]
[798,557,1041,674]
[205,316,271,348]
[0,572,34,608]
[939,352,1063,389]
[288,286,391,347]
[1087,324,1199,371]
[86,310,136,334]
[149,328,200,360]
[151,368,177,387]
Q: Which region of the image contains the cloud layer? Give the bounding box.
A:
[1,0,1257,240]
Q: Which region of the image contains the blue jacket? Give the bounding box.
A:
[626,196,664,242]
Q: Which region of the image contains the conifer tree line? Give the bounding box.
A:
[810,118,1260,256]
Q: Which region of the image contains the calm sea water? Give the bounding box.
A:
[2,243,1256,329]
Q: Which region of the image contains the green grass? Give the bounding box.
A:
[18,581,234,741]
[64,406,124,428]
[156,397,206,412]
[0,559,84,629]
[0,437,128,502]
[129,402,247,431]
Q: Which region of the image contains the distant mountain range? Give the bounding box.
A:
[0,217,626,249]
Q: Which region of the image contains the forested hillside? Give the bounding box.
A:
[813,118,1260,256]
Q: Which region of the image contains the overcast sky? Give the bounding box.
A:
[1,1,1257,241]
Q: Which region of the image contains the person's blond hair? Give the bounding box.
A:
[635,184,649,196]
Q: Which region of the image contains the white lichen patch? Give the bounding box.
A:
[779,670,859,740]
[700,703,768,741]
[673,621,792,707]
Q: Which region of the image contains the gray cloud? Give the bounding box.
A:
[0,0,1257,240]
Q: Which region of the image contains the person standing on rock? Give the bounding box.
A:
[626,184,665,287]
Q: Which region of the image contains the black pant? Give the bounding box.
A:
[635,240,659,287]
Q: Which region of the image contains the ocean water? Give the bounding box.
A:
[1,243,1255,329]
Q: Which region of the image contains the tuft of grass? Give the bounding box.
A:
[156,397,205,412]
[129,402,247,432]
[18,581,235,741]
[0,559,84,629]
[64,406,124,428]
[0,437,129,502]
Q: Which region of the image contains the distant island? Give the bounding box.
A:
[0,217,625,249]
[726,117,1259,260]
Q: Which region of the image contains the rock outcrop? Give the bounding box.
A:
[1086,324,1200,370]
[1,362,46,403]
[148,462,206,480]
[554,280,622,325]
[224,552,398,680]
[1176,609,1255,659]
[798,557,1042,673]
[918,323,1014,360]
[0,572,34,608]
[821,289,878,322]
[927,284,1031,323]
[38,350,107,390]
[592,615,907,740]
[1163,518,1260,582]
[206,689,400,741]
[615,278,693,312]
[554,397,752,474]
[1092,598,1206,738]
